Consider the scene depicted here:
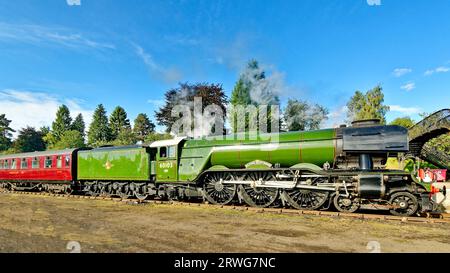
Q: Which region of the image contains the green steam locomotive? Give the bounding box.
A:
[0,119,432,216]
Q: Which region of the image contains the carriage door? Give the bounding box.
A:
[156,145,178,182]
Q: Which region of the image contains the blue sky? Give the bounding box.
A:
[0,0,449,133]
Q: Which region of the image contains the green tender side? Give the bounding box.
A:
[77,146,150,181]
[178,129,336,182]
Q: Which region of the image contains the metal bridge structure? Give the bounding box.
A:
[408,109,450,170]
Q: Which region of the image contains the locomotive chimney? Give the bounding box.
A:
[351,119,381,128]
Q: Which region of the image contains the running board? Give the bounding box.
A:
[221,180,336,191]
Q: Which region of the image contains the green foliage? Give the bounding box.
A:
[144,132,172,142]
[155,83,227,134]
[427,133,450,155]
[0,114,15,151]
[346,85,390,124]
[52,105,72,141]
[109,106,131,139]
[133,113,155,142]
[51,130,85,150]
[71,114,85,138]
[13,127,46,153]
[230,78,251,106]
[389,116,416,129]
[283,99,329,131]
[88,104,112,147]
[112,128,137,146]
[42,131,57,149]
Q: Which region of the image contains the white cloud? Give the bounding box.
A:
[133,43,182,83]
[424,66,450,76]
[392,68,412,77]
[424,70,434,76]
[389,105,422,115]
[0,89,93,137]
[435,66,450,73]
[0,22,115,50]
[400,82,415,91]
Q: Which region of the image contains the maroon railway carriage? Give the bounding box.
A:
[0,149,80,192]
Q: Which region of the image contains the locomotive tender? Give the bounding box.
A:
[0,119,433,216]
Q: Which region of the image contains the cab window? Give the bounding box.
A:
[167,146,176,158]
[32,157,39,169]
[159,147,167,158]
[21,158,28,169]
[45,157,52,168]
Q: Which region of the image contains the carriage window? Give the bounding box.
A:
[65,156,70,167]
[0,160,3,170]
[11,159,17,169]
[45,157,52,168]
[4,160,9,169]
[159,147,167,158]
[32,157,39,169]
[168,146,176,158]
[21,158,28,169]
[57,156,63,168]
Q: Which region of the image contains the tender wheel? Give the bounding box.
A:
[133,183,150,201]
[282,178,329,210]
[116,184,131,199]
[87,183,100,197]
[239,172,279,208]
[389,192,419,217]
[333,195,360,213]
[203,172,236,205]
[99,183,111,197]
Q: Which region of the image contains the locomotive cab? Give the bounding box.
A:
[149,137,186,182]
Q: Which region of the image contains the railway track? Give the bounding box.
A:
[1,189,449,224]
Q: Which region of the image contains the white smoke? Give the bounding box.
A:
[240,64,287,105]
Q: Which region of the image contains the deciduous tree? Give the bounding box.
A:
[13,127,45,153]
[346,85,389,124]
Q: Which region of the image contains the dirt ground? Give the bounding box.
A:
[0,193,449,253]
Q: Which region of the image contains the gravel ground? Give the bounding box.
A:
[0,193,449,253]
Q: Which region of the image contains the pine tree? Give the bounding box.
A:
[71,113,86,139]
[109,106,131,140]
[52,105,72,141]
[133,113,155,142]
[88,104,112,146]
[0,114,15,151]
